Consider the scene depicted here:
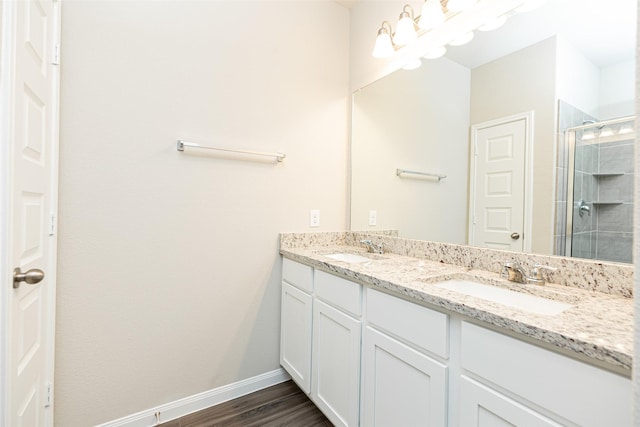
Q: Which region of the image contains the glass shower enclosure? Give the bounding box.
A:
[562,116,635,263]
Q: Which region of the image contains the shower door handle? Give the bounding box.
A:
[510,232,520,240]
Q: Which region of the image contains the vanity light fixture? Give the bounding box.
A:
[372,0,544,64]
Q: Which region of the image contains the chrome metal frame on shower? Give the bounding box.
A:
[177,140,286,162]
[562,115,635,258]
[396,168,446,181]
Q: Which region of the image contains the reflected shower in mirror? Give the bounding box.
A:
[559,113,635,263]
[350,0,636,263]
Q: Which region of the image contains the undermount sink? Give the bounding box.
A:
[325,253,373,263]
[435,280,573,316]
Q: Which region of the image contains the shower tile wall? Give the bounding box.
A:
[594,140,634,263]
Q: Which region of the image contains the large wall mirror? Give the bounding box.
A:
[351,0,636,263]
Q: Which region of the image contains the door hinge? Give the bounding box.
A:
[45,382,52,407]
[49,212,56,236]
[52,43,60,66]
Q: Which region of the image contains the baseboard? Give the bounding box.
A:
[96,368,291,427]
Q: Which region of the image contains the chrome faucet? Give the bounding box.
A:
[503,262,557,285]
[360,239,384,254]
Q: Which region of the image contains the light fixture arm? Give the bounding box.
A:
[400,4,416,21]
[378,20,393,38]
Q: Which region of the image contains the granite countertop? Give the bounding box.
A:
[281,245,633,372]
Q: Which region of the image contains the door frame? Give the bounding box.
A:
[0,1,16,423]
[468,111,534,252]
[0,1,61,425]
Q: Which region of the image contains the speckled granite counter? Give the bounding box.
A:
[280,232,633,372]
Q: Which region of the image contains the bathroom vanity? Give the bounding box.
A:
[279,232,632,427]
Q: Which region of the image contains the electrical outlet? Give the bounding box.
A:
[310,209,320,227]
[369,210,377,226]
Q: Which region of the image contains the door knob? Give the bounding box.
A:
[510,232,520,240]
[13,268,45,289]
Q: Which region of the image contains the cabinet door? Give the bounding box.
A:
[312,299,361,427]
[362,327,447,427]
[280,282,312,394]
[460,376,564,427]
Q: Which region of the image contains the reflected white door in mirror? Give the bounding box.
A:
[469,113,533,252]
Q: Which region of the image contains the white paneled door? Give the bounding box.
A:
[469,114,532,252]
[1,1,61,426]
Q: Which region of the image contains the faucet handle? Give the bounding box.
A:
[530,264,558,282]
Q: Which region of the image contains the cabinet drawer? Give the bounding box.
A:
[367,288,449,358]
[282,258,313,293]
[461,321,632,426]
[315,270,362,317]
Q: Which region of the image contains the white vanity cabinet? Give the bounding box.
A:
[460,322,632,427]
[280,259,313,393]
[280,257,632,427]
[361,289,448,427]
[312,270,363,427]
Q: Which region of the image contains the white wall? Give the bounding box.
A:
[351,57,470,242]
[600,59,636,119]
[55,1,349,425]
[555,36,600,118]
[470,37,558,254]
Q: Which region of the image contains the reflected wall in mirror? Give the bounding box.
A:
[351,0,636,263]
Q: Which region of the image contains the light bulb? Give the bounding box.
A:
[478,15,507,32]
[599,126,614,137]
[581,130,595,141]
[449,32,474,46]
[619,125,633,134]
[394,8,417,46]
[446,0,477,13]
[423,46,447,59]
[402,58,422,70]
[419,0,445,30]
[372,30,395,58]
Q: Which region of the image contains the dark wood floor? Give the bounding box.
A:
[159,380,332,427]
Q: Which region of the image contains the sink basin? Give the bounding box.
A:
[435,280,572,316]
[325,253,372,263]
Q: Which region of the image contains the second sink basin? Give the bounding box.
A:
[435,280,572,316]
[325,253,372,263]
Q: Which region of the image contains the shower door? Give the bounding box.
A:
[564,117,635,263]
